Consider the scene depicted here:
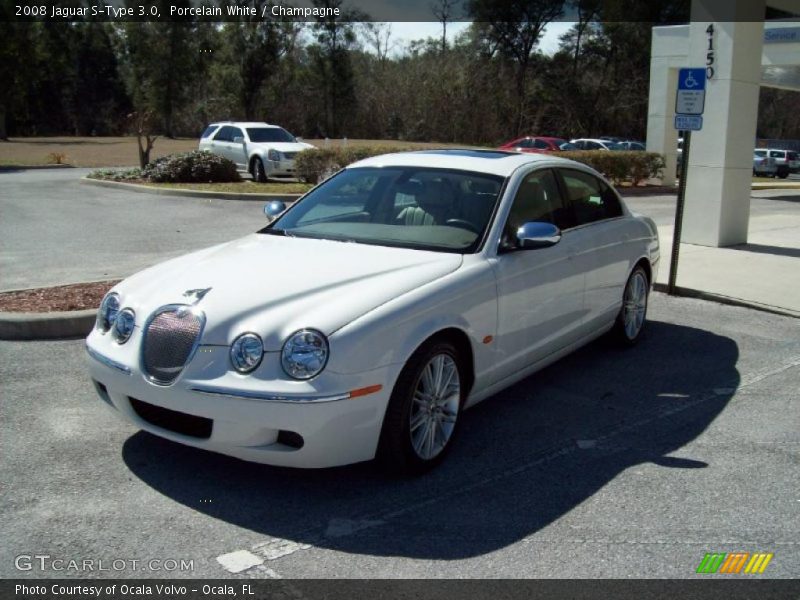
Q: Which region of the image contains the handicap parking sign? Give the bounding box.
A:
[676,68,706,116]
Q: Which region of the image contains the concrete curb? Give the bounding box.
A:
[0,309,96,341]
[0,164,75,171]
[80,176,304,202]
[653,284,800,319]
[751,181,800,190]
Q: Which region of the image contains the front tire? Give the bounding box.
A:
[252,157,268,183]
[613,265,649,346]
[377,341,464,475]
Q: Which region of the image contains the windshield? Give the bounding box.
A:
[246,127,296,143]
[266,167,505,253]
[557,141,578,150]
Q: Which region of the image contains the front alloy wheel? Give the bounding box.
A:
[378,341,464,474]
[409,353,460,461]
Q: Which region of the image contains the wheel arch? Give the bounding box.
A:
[634,256,652,287]
[406,327,476,398]
[248,152,265,171]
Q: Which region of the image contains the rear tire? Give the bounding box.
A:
[377,340,464,475]
[252,157,268,183]
[612,265,649,346]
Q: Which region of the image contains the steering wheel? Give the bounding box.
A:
[445,219,480,234]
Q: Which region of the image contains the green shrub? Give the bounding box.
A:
[88,168,143,181]
[559,151,665,185]
[284,146,666,187]
[142,150,240,183]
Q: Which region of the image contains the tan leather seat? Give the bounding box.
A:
[507,179,551,233]
[396,180,454,226]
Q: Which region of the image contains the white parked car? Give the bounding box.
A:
[86,150,659,473]
[570,138,625,151]
[199,122,314,181]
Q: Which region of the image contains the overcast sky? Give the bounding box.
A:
[383,21,575,56]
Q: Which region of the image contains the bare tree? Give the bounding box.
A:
[361,22,394,63]
[431,0,459,53]
[128,111,158,168]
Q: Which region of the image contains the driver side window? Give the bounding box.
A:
[502,169,570,249]
[214,126,233,142]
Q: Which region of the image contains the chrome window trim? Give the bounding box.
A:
[141,304,207,387]
[85,344,132,375]
[190,385,351,404]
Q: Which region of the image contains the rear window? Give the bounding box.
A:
[754,150,767,157]
[788,152,798,160]
[201,125,219,139]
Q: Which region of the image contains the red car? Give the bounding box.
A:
[498,136,578,153]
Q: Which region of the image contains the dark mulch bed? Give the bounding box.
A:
[0,280,120,313]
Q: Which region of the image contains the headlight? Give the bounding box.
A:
[111,308,135,344]
[281,329,329,380]
[96,292,120,333]
[230,333,264,374]
[267,149,281,161]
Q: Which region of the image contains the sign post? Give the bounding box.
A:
[668,68,706,295]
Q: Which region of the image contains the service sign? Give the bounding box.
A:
[675,115,703,131]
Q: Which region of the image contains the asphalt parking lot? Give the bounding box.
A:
[1,167,798,579]
[1,294,798,578]
[0,168,261,291]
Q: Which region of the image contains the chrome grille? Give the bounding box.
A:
[142,306,205,385]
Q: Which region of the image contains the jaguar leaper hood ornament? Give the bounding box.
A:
[183,287,212,304]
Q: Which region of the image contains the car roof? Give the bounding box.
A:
[347,149,582,177]
[207,122,280,128]
[572,138,611,143]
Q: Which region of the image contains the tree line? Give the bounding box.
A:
[2,0,798,145]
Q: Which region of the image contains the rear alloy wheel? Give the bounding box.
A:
[613,265,649,346]
[378,341,463,474]
[252,157,268,183]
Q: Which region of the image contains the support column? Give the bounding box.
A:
[682,0,765,247]
[646,57,679,187]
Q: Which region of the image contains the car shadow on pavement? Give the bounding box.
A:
[122,320,738,560]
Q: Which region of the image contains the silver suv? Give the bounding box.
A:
[199,122,314,182]
[754,148,799,179]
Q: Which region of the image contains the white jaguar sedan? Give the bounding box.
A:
[86,150,659,473]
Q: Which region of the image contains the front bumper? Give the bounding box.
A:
[265,158,297,177]
[86,331,396,468]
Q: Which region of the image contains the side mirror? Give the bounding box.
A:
[516,222,561,249]
[263,200,287,221]
[295,136,304,142]
[233,136,244,144]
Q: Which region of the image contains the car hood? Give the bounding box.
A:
[248,141,315,154]
[114,234,462,349]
